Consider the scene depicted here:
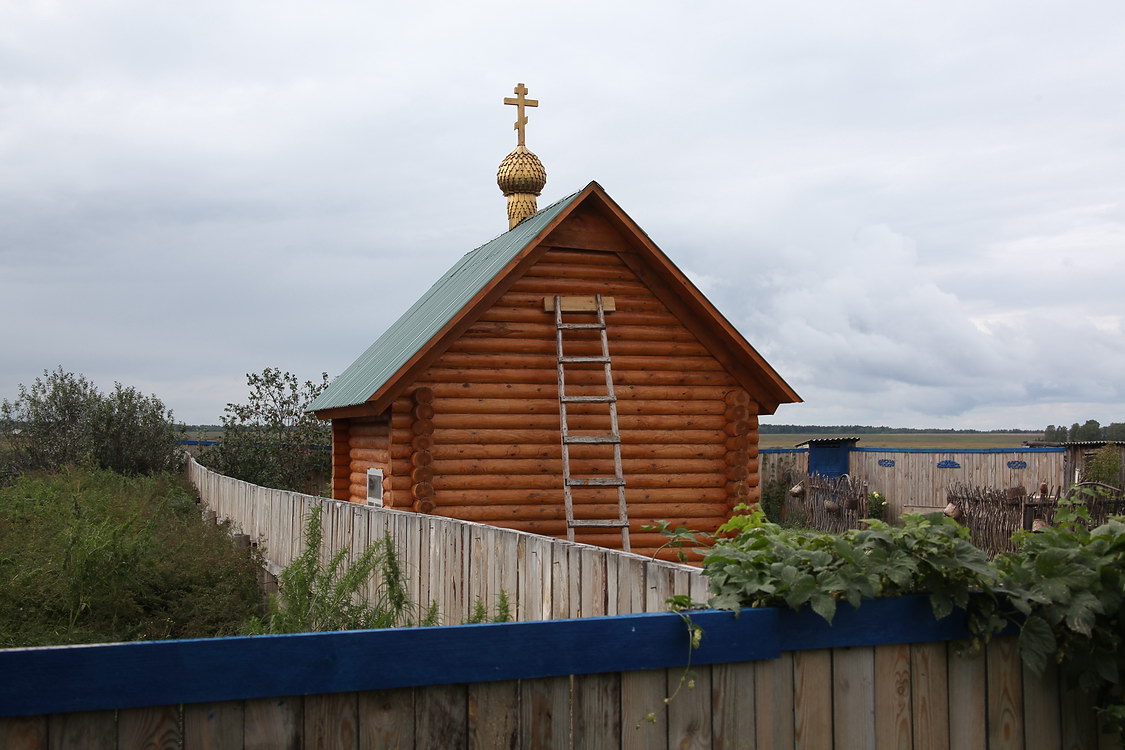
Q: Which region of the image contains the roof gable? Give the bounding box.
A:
[311,182,800,418]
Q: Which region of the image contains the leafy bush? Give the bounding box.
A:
[994,488,1125,731]
[201,369,330,493]
[0,368,178,479]
[248,505,428,634]
[0,469,262,646]
[1085,444,1123,487]
[702,507,997,623]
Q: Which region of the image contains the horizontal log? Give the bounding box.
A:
[350,448,390,463]
[431,473,725,491]
[348,438,388,455]
[508,276,650,296]
[431,487,728,504]
[434,352,725,373]
[725,420,749,437]
[429,443,728,461]
[418,382,737,400]
[350,459,388,474]
[429,458,725,476]
[414,499,436,514]
[412,403,435,420]
[478,307,678,327]
[498,288,664,309]
[412,387,434,405]
[418,368,734,388]
[430,503,732,523]
[411,451,433,468]
[467,520,724,541]
[411,419,434,436]
[538,248,628,267]
[431,428,723,445]
[430,397,725,416]
[463,321,699,342]
[447,337,709,358]
[410,466,433,484]
[724,405,749,422]
[724,390,750,407]
[430,413,725,431]
[388,476,411,490]
[411,435,433,452]
[523,262,638,282]
[412,482,434,500]
[348,423,390,437]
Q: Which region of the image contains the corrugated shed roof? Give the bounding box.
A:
[308,190,583,413]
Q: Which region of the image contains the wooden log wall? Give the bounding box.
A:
[4,637,1113,750]
[394,246,760,559]
[188,458,706,624]
[339,415,394,506]
[848,450,1067,522]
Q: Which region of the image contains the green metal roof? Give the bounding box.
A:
[309,190,583,413]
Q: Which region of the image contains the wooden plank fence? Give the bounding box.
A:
[187,458,706,623]
[0,597,1115,749]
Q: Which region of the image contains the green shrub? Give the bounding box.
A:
[248,505,423,634]
[0,368,178,480]
[702,507,997,623]
[201,369,330,493]
[1085,444,1123,487]
[0,469,262,647]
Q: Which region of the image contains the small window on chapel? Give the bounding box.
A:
[366,468,384,507]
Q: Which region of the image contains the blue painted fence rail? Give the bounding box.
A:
[0,596,967,718]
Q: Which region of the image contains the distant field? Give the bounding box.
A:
[759,432,1043,450]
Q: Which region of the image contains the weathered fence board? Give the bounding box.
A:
[187,458,703,622]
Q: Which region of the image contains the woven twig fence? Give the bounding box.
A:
[785,474,869,534]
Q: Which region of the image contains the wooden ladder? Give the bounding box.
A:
[553,294,630,552]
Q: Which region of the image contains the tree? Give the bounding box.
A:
[1043,425,1058,441]
[0,367,178,479]
[201,368,330,493]
[1104,423,1125,441]
[1069,423,1081,442]
[1076,419,1103,442]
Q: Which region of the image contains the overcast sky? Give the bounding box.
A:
[2,1,1123,429]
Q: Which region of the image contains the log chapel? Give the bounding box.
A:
[309,84,800,559]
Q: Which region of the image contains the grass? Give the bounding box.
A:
[759,432,1044,450]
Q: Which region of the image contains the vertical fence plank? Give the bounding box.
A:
[667,664,712,750]
[0,716,47,750]
[183,701,245,750]
[986,638,1024,750]
[605,552,620,616]
[468,680,518,750]
[48,710,117,750]
[620,669,669,750]
[754,653,795,750]
[416,684,467,750]
[947,648,986,749]
[712,661,756,750]
[118,705,181,750]
[644,566,673,613]
[910,642,949,750]
[617,556,646,615]
[793,649,832,750]
[574,673,622,750]
[581,548,608,617]
[833,646,875,748]
[552,543,573,620]
[304,693,358,750]
[1023,662,1062,750]
[359,688,415,750]
[873,643,912,750]
[244,696,301,750]
[520,676,570,750]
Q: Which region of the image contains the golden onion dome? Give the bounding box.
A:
[496,145,547,196]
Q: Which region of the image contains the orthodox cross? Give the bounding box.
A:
[504,82,538,147]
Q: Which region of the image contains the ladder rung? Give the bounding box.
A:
[569,519,629,528]
[563,435,621,444]
[561,395,616,403]
[560,356,610,364]
[557,323,605,330]
[566,477,626,487]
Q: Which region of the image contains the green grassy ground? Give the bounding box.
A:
[759,432,1043,450]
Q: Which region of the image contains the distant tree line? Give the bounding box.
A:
[1042,420,1125,442]
[758,425,1035,435]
